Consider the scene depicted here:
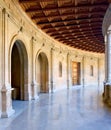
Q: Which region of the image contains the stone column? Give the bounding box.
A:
[82,56,85,87]
[1,8,15,118]
[50,47,55,93]
[103,30,111,104]
[67,53,71,89]
[31,37,39,100]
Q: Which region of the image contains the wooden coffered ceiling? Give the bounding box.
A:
[19,0,109,53]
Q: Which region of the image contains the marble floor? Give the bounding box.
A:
[0,86,111,130]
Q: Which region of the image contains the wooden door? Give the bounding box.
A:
[72,62,81,85]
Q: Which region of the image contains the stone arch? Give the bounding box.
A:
[8,34,29,83]
[35,51,49,93]
[11,40,28,100]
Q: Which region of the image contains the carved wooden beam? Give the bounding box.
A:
[51,32,102,37]
[26,4,107,13]
[32,11,104,20]
[42,21,102,29]
[19,0,68,3]
[50,29,102,36]
[37,17,102,25]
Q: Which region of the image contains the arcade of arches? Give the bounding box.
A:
[0,0,111,119]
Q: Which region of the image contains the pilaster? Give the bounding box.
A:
[31,81,39,100]
[67,52,71,89]
[31,37,39,100]
[97,58,100,87]
[1,8,15,118]
[82,56,85,87]
[50,47,56,93]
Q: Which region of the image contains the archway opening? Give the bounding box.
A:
[11,40,28,100]
[37,52,49,93]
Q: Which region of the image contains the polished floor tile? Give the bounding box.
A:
[0,86,111,130]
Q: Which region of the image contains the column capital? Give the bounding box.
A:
[104,81,111,85]
[51,47,55,51]
[107,30,111,34]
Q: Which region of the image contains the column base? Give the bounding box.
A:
[24,84,32,101]
[67,80,70,89]
[1,84,15,118]
[49,82,56,93]
[1,108,15,118]
[31,81,39,100]
[67,79,72,89]
[103,83,111,106]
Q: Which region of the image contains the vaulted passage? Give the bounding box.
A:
[11,41,28,100]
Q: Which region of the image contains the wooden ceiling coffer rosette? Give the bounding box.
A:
[19,0,109,53]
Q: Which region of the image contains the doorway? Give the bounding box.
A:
[72,61,81,85]
[11,40,28,100]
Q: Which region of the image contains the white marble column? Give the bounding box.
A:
[103,30,111,104]
[31,37,39,100]
[1,8,15,118]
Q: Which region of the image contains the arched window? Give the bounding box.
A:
[90,65,93,76]
[59,62,62,77]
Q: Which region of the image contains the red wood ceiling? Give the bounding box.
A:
[19,0,109,53]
